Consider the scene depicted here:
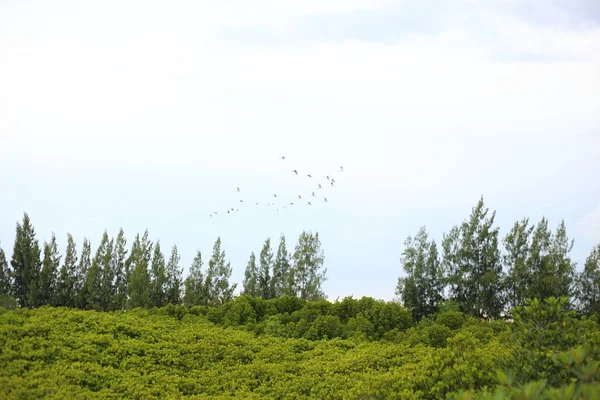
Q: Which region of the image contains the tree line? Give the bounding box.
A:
[396,196,600,321]
[0,212,326,310]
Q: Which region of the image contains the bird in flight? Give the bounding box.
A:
[339,166,344,172]
[298,194,302,199]
[236,187,241,192]
[324,197,328,203]
[273,194,278,198]
[323,175,330,181]
[317,183,322,190]
[307,174,312,178]
[292,170,298,175]
[290,202,294,206]
[312,192,316,197]
[280,156,285,160]
[307,202,312,206]
[240,200,244,203]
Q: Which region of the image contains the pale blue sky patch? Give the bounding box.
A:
[0,0,599,301]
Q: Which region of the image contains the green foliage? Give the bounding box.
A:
[0,245,11,296]
[164,244,183,306]
[149,241,167,308]
[442,196,504,319]
[272,233,292,297]
[577,243,600,316]
[205,237,237,306]
[183,250,205,306]
[396,226,444,321]
[290,231,327,301]
[258,238,274,300]
[508,297,586,386]
[55,233,78,308]
[10,212,42,308]
[242,252,259,297]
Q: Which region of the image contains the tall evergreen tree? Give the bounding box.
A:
[99,234,115,311]
[112,229,128,310]
[206,237,236,306]
[291,231,327,301]
[396,226,443,321]
[86,232,110,310]
[75,238,92,309]
[527,218,575,302]
[165,245,182,305]
[577,243,600,315]
[242,252,258,297]
[442,197,504,318]
[183,250,204,306]
[39,233,61,306]
[271,234,292,297]
[55,234,78,307]
[149,241,167,308]
[503,218,534,311]
[11,212,42,308]
[258,238,274,299]
[127,230,153,309]
[0,244,12,296]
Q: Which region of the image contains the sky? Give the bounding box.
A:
[0,0,599,302]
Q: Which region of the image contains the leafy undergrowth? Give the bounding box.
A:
[0,298,599,399]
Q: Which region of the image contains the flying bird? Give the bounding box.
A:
[323,175,330,181]
[236,187,241,192]
[298,194,302,199]
[290,202,294,206]
[280,156,286,160]
[339,166,344,172]
[273,194,278,198]
[317,183,322,190]
[307,174,312,178]
[292,170,298,175]
[312,192,316,197]
[324,197,328,203]
[307,202,312,206]
[240,200,244,203]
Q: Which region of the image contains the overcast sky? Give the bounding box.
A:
[1,0,599,301]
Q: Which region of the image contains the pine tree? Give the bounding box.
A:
[0,244,12,296]
[183,250,204,306]
[165,245,182,305]
[55,234,78,307]
[127,230,152,309]
[396,226,443,321]
[549,220,576,300]
[149,241,167,308]
[99,234,115,311]
[577,243,600,315]
[503,218,534,310]
[39,233,61,306]
[242,252,258,297]
[112,229,128,310]
[11,212,42,308]
[442,197,504,319]
[258,238,274,299]
[206,237,236,306]
[271,234,292,298]
[86,232,110,310]
[291,231,327,301]
[527,218,575,302]
[75,238,92,309]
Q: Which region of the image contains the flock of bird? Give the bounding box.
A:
[209,156,344,218]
